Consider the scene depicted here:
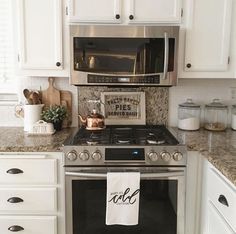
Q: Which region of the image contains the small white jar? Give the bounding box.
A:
[177,99,201,131]
[231,105,236,130]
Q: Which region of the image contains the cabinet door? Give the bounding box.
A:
[128,0,182,24]
[68,0,121,23]
[17,0,63,71]
[207,202,235,234]
[184,0,232,72]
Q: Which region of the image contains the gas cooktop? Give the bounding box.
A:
[69,125,179,146]
[63,125,187,167]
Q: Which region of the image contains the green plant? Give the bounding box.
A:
[41,105,67,123]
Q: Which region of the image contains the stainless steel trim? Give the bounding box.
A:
[163,32,169,80]
[70,25,179,38]
[65,170,184,179]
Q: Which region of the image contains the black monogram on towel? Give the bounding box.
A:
[108,188,140,205]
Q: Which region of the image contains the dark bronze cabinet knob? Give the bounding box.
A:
[129,15,134,20]
[56,62,61,67]
[186,63,192,68]
[115,14,120,19]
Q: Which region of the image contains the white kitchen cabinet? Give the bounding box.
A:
[68,0,182,24]
[178,0,234,78]
[200,159,236,234]
[16,0,69,77]
[0,153,65,234]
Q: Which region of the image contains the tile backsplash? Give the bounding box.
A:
[78,86,169,125]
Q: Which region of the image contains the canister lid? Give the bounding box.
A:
[179,98,200,108]
[205,99,227,109]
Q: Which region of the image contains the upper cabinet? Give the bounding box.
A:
[128,0,182,24]
[16,0,69,77]
[68,0,121,23]
[178,0,234,78]
[68,0,182,24]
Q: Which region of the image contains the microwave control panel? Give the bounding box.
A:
[88,74,160,84]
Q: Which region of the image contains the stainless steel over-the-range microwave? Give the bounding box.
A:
[70,25,179,86]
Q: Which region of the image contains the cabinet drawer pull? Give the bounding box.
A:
[8,225,24,232]
[56,62,61,67]
[7,197,24,203]
[6,168,24,174]
[218,194,229,207]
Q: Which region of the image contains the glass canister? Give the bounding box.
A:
[204,99,228,131]
[231,105,236,130]
[177,99,201,130]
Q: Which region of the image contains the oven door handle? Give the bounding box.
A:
[65,171,184,179]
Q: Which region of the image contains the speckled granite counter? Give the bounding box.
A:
[0,127,74,152]
[172,128,236,186]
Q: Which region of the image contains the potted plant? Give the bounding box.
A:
[41,105,67,131]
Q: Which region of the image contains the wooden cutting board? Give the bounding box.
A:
[42,77,61,107]
[60,90,72,128]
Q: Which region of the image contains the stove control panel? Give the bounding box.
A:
[64,146,187,166]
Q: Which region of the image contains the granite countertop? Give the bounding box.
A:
[172,128,236,186]
[0,127,74,152]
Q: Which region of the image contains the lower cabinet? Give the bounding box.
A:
[0,153,65,234]
[200,159,236,234]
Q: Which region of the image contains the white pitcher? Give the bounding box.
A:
[15,104,44,132]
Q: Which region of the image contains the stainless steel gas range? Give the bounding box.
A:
[63,125,187,234]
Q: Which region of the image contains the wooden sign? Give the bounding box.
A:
[101,92,146,125]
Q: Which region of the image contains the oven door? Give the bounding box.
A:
[65,167,185,234]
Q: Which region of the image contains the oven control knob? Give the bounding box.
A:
[67,151,78,161]
[92,151,102,161]
[160,151,171,162]
[172,151,183,161]
[79,151,89,161]
[148,152,159,161]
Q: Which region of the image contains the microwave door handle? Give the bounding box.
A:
[163,32,169,80]
[65,171,184,179]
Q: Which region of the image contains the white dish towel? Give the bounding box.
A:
[106,172,140,226]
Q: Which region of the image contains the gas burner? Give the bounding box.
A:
[147,139,166,145]
[146,133,166,145]
[116,139,132,144]
[86,139,99,145]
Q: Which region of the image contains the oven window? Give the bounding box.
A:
[73,38,175,74]
[72,180,177,234]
